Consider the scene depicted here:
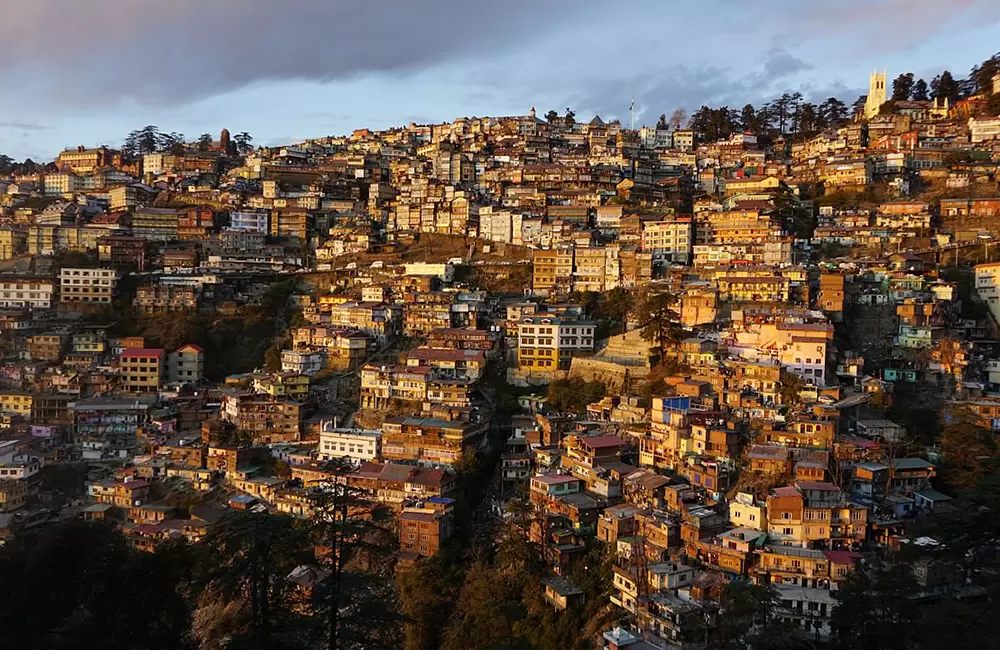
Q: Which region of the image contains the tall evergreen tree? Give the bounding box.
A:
[0,520,194,650]
[931,71,961,102]
[892,73,915,100]
[308,458,402,650]
[197,512,311,650]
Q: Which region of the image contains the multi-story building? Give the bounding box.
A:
[752,545,860,638]
[27,332,69,362]
[269,208,311,240]
[55,146,118,173]
[641,216,694,264]
[42,173,82,196]
[220,229,266,253]
[765,482,867,550]
[532,245,575,295]
[347,461,456,506]
[71,396,152,458]
[975,262,1000,323]
[0,227,27,260]
[118,348,166,392]
[97,236,148,268]
[360,364,431,408]
[0,276,55,309]
[380,415,488,468]
[0,480,28,512]
[86,479,150,507]
[0,392,33,416]
[168,344,205,384]
[219,392,303,443]
[59,267,119,304]
[427,328,495,351]
[403,348,486,381]
[325,302,401,343]
[178,206,216,240]
[251,373,310,402]
[969,116,1000,143]
[281,349,326,376]
[132,207,180,242]
[399,497,455,558]
[516,313,596,380]
[229,211,270,233]
[318,426,382,464]
[134,284,200,314]
[108,183,155,211]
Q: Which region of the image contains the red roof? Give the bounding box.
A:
[772,486,801,498]
[121,348,165,358]
[577,435,625,450]
[822,550,862,565]
[177,343,205,353]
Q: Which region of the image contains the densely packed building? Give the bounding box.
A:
[2,64,1000,647]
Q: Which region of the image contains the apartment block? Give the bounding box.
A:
[59,267,119,304]
[119,348,166,392]
[0,276,55,309]
[318,426,382,464]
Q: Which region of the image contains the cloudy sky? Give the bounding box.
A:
[1,0,999,159]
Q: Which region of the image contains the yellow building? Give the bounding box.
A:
[723,176,782,196]
[119,348,165,392]
[532,245,575,294]
[0,227,27,260]
[0,480,28,512]
[252,373,310,402]
[59,267,119,304]
[0,392,33,416]
[516,313,596,380]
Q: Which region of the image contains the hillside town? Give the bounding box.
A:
[3,57,1000,650]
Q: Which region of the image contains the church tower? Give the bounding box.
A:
[864,69,887,120]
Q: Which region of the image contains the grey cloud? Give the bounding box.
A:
[0,121,48,131]
[778,0,1000,55]
[0,0,595,106]
[762,48,811,79]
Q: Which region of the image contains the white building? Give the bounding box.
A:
[281,349,326,376]
[0,456,41,481]
[672,130,695,151]
[168,344,205,384]
[143,153,168,175]
[43,173,81,196]
[59,267,119,304]
[969,117,1000,143]
[638,126,674,150]
[229,211,270,233]
[728,492,766,531]
[0,277,55,309]
[641,217,693,264]
[318,427,382,464]
[479,208,522,244]
[976,262,1000,323]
